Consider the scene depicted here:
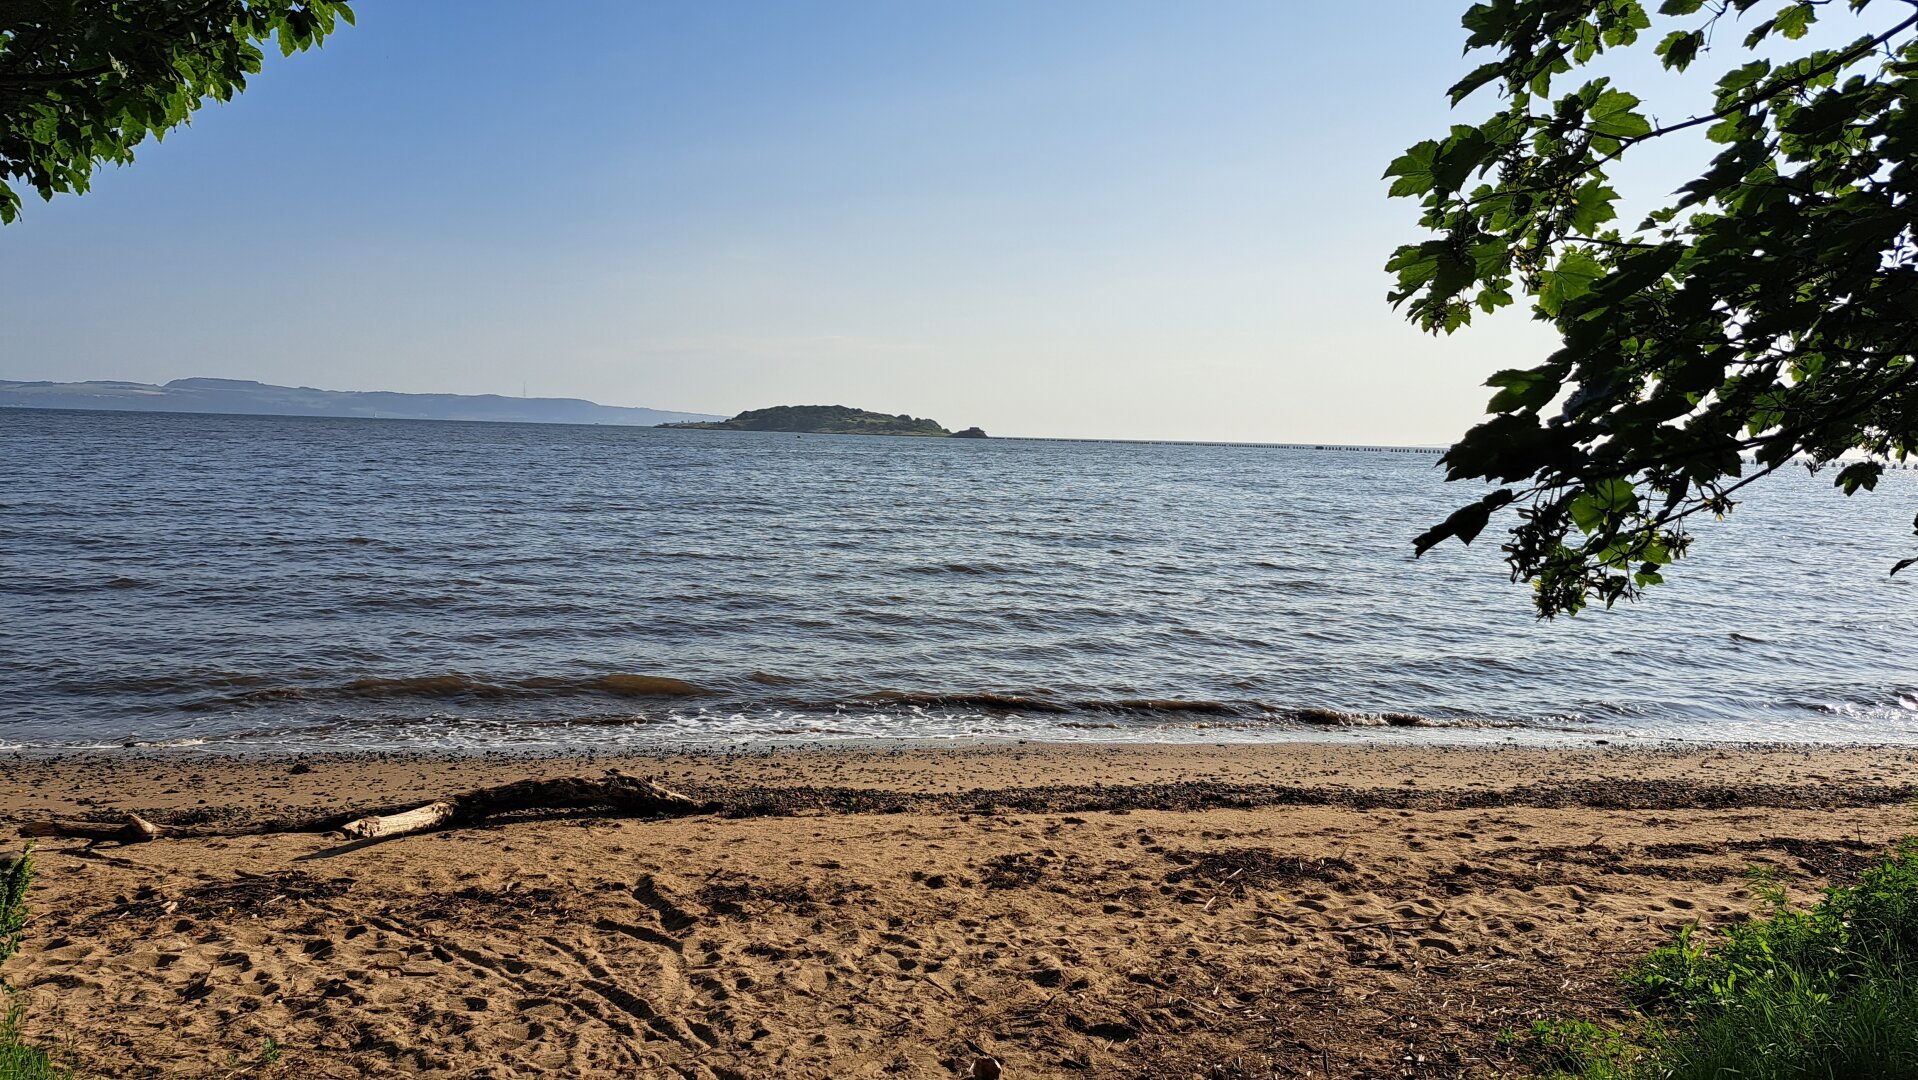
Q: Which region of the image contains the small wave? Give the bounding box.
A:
[509,713,666,730]
[570,674,708,698]
[116,670,1525,740]
[183,673,711,710]
[13,576,154,595]
[1806,689,1918,718]
[345,675,502,699]
[349,594,465,611]
[849,691,1074,713]
[842,691,1250,718]
[53,672,289,695]
[1286,707,1491,728]
[1081,698,1243,716]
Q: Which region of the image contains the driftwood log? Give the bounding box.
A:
[19,814,172,843]
[336,775,704,840]
[19,773,708,845]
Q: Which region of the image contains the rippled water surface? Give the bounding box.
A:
[5,408,1916,751]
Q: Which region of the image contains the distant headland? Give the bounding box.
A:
[0,378,723,427]
[662,405,987,438]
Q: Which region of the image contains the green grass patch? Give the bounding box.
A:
[1501,1017,1633,1079]
[1,846,67,1080]
[0,1004,64,1080]
[1513,842,1918,1079]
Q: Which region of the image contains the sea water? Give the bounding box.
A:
[4,408,1915,751]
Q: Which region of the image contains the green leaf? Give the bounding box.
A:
[1432,126,1496,192]
[1383,140,1439,197]
[1835,461,1881,495]
[1448,61,1505,104]
[1656,29,1703,71]
[1774,4,1815,40]
[1591,477,1638,512]
[1414,489,1516,555]
[1567,493,1606,534]
[1570,178,1620,233]
[1459,2,1513,50]
[1385,241,1444,296]
[1538,250,1606,316]
[1719,61,1772,96]
[1588,88,1653,141]
[1568,479,1638,534]
[1485,366,1564,413]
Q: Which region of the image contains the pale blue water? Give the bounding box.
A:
[3,408,1915,751]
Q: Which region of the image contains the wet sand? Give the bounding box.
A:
[2,742,1914,1078]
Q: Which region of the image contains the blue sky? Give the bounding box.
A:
[0,1,1844,442]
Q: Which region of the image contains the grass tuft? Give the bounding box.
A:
[1502,1018,1634,1079]
[0,847,29,979]
[0,1003,63,1080]
[1515,840,1918,1080]
[0,847,66,1080]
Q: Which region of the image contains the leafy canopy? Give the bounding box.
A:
[1391,0,1918,616]
[0,0,353,224]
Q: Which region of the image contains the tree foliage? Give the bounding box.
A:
[0,0,353,224]
[1391,0,1918,616]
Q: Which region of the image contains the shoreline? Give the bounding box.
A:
[9,740,1918,819]
[13,722,1918,761]
[6,741,1915,1077]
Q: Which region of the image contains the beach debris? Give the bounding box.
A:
[336,774,705,841]
[18,773,708,845]
[20,812,169,843]
[338,800,457,840]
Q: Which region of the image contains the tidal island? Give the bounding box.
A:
[661,404,987,438]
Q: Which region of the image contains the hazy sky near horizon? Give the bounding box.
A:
[0,1,1849,442]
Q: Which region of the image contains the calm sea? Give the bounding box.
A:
[4,408,1916,752]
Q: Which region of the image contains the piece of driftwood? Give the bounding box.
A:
[20,813,169,843]
[336,775,705,840]
[19,773,709,844]
[339,800,456,840]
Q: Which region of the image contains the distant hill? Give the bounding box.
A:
[662,404,987,438]
[0,378,724,427]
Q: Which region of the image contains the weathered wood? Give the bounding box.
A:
[20,813,167,843]
[17,773,710,844]
[337,801,455,840]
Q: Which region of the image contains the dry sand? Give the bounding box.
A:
[2,742,1915,1078]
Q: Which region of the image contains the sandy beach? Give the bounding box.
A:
[3,742,1915,1078]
